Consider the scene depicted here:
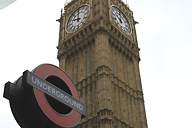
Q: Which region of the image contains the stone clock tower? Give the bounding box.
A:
[57,0,148,128]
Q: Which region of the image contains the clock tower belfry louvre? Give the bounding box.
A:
[57,0,148,128]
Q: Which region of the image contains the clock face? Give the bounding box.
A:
[111,6,131,34]
[66,5,90,33]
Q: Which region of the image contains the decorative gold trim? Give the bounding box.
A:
[65,4,90,33]
[63,21,93,42]
[89,0,93,21]
[110,5,132,35]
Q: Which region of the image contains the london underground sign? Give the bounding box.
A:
[3,64,86,128]
[25,71,86,116]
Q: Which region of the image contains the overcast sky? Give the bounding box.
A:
[0,0,192,128]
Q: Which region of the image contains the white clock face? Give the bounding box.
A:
[111,6,131,34]
[66,5,90,33]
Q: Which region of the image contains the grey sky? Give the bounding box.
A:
[0,0,192,128]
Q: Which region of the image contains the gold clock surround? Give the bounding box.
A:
[65,4,91,33]
[110,5,132,35]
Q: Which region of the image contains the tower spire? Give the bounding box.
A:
[64,0,68,7]
[61,8,63,16]
[126,0,129,7]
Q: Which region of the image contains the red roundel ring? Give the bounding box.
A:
[32,64,81,127]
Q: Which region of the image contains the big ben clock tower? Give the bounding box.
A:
[57,0,148,128]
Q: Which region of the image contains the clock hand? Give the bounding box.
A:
[73,12,81,21]
[73,17,81,21]
[119,18,123,23]
[77,9,80,22]
[116,14,123,23]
